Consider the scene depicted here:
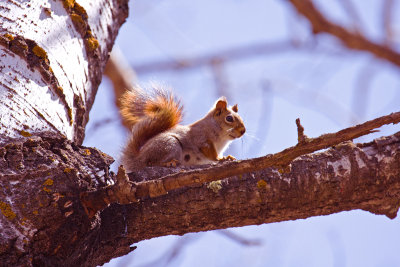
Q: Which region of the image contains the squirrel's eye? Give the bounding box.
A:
[225,115,234,123]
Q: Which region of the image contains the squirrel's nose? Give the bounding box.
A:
[240,128,246,136]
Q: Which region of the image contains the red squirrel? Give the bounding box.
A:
[120,84,246,172]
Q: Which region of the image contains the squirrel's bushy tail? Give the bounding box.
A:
[120,85,183,154]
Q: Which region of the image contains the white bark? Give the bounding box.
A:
[0,0,125,143]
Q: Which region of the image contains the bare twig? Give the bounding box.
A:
[131,40,305,74]
[85,117,114,137]
[351,63,376,124]
[217,229,262,246]
[81,111,400,217]
[210,59,230,99]
[136,235,199,267]
[288,0,400,67]
[296,118,308,144]
[249,81,274,156]
[382,0,395,45]
[104,47,137,110]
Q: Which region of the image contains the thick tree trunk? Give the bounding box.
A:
[0,0,128,144]
[0,0,128,265]
[1,132,399,266]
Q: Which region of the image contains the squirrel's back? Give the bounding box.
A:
[120,85,183,155]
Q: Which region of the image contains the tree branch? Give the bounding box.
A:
[81,111,400,216]
[1,127,399,265]
[104,47,137,112]
[288,0,400,67]
[96,130,400,265]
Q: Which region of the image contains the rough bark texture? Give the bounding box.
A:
[103,132,400,248]
[1,131,399,266]
[0,0,129,265]
[0,134,114,266]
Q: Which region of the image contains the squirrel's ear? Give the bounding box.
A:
[232,104,238,113]
[215,97,227,110]
[214,97,227,116]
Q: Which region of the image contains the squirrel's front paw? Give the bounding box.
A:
[219,155,236,162]
[161,159,180,167]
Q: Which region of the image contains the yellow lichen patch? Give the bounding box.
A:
[20,130,32,137]
[74,3,88,18]
[32,210,39,215]
[64,167,73,173]
[207,180,222,193]
[32,45,47,59]
[68,108,73,125]
[278,165,291,174]
[4,33,14,41]
[42,187,52,193]
[86,37,99,51]
[70,13,84,26]
[257,179,267,189]
[43,178,54,186]
[0,201,16,219]
[83,149,91,156]
[62,0,75,9]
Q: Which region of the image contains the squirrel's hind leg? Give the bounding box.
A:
[138,134,183,167]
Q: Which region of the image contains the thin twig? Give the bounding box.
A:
[288,0,400,67]
[210,59,230,99]
[103,47,137,123]
[351,62,376,124]
[296,118,308,144]
[382,0,395,45]
[135,235,199,267]
[217,229,262,246]
[85,117,114,137]
[249,81,274,156]
[130,40,328,74]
